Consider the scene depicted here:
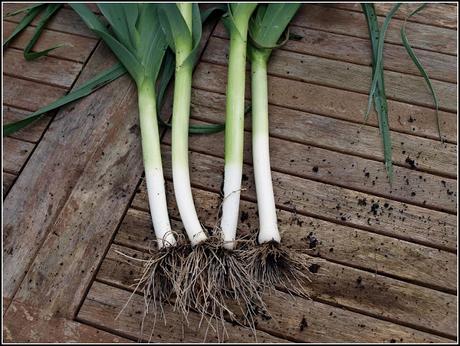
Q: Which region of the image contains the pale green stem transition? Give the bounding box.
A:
[172,3,207,245]
[138,79,175,248]
[220,8,256,250]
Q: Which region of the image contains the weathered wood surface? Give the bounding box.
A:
[3,106,51,143]
[214,22,457,84]
[3,75,66,112]
[211,29,457,110]
[3,49,82,89]
[3,137,34,175]
[195,57,457,147]
[332,3,457,29]
[3,172,16,199]
[3,43,129,304]
[95,244,453,342]
[3,21,98,63]
[2,2,456,343]
[182,107,457,213]
[79,281,286,343]
[128,177,457,335]
[134,146,456,252]
[293,5,457,55]
[3,300,132,343]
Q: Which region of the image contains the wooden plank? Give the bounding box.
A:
[202,39,457,133]
[3,172,16,199]
[3,75,66,112]
[3,21,98,63]
[79,281,287,343]
[8,70,141,319]
[190,87,456,183]
[132,147,456,252]
[2,137,34,175]
[332,3,457,29]
[3,300,131,343]
[3,4,98,38]
[117,201,456,294]
[214,23,457,84]
[98,244,454,341]
[3,106,51,143]
[166,114,457,213]
[3,49,82,89]
[2,43,129,304]
[293,5,457,55]
[193,58,456,145]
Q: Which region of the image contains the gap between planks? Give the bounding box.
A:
[330,3,458,30]
[93,243,455,341]
[129,180,456,293]
[292,5,457,56]
[176,114,457,214]
[189,81,457,179]
[213,22,457,85]
[205,33,457,116]
[136,146,457,254]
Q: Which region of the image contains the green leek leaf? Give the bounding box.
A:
[400,4,442,141]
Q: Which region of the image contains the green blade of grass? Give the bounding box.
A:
[3,63,127,136]
[23,4,65,60]
[4,3,44,17]
[400,4,442,141]
[3,4,45,47]
[362,3,395,183]
[364,3,401,121]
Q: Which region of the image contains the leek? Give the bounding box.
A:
[242,3,317,295]
[220,3,258,250]
[159,3,207,246]
[69,3,179,320]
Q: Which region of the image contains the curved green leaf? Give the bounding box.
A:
[400,4,442,141]
[23,4,64,60]
[3,63,127,136]
[3,5,45,48]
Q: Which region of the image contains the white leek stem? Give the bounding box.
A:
[251,54,281,244]
[138,79,176,249]
[172,3,207,246]
[220,16,252,250]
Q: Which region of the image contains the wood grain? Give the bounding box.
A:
[132,147,456,252]
[118,199,456,294]
[2,137,34,175]
[3,75,66,112]
[3,4,98,38]
[3,21,98,63]
[214,23,457,84]
[3,106,52,143]
[3,49,82,89]
[97,244,454,341]
[195,59,456,145]
[3,300,131,343]
[79,281,287,343]
[204,35,457,112]
[166,115,457,213]
[3,172,17,199]
[332,3,457,29]
[2,43,130,304]
[192,65,457,175]
[293,5,457,55]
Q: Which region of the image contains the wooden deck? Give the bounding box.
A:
[2,3,457,343]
